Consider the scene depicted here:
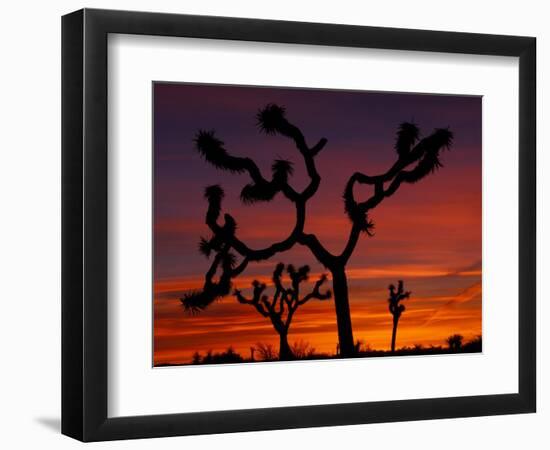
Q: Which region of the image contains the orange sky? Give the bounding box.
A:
[154,270,481,365]
[153,84,482,365]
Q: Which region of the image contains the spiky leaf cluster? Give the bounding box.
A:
[240,180,278,204]
[403,128,453,184]
[199,236,217,257]
[256,104,289,135]
[395,122,419,157]
[221,251,237,271]
[272,159,294,183]
[343,181,375,236]
[199,214,237,258]
[180,282,230,314]
[194,130,247,173]
[180,251,236,313]
[239,159,294,204]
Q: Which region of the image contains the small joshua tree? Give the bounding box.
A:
[234,263,331,360]
[446,334,464,352]
[180,103,453,357]
[388,280,411,353]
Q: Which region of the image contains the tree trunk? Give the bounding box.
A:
[331,267,355,357]
[391,317,398,353]
[279,332,293,361]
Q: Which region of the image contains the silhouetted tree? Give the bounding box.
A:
[234,263,331,360]
[181,104,453,357]
[388,280,411,353]
[446,334,464,352]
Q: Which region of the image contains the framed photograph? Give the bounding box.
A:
[62,8,536,441]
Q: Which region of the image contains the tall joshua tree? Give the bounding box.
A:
[234,263,331,360]
[388,280,411,353]
[180,104,453,357]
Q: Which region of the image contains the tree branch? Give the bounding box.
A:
[195,129,301,204]
[298,273,332,305]
[338,222,363,265]
[256,104,327,201]
[338,125,453,265]
[193,104,335,302]
[235,280,270,317]
[205,192,308,263]
[297,232,336,268]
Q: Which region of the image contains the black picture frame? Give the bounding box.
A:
[62,8,536,442]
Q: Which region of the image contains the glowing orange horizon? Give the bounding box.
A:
[154,270,482,365]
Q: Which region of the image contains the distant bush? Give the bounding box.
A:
[254,342,278,361]
[353,339,372,353]
[179,334,482,366]
[291,340,316,359]
[191,347,244,365]
[446,334,464,351]
[462,335,482,353]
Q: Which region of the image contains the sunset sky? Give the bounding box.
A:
[153,83,482,365]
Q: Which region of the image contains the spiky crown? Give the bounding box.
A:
[256,104,288,135]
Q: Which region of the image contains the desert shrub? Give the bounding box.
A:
[254,342,278,361]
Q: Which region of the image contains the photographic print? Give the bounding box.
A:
[153,83,482,367]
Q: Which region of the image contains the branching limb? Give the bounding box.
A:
[298,273,332,305]
[297,232,336,268]
[204,187,307,262]
[256,104,327,200]
[192,105,335,302]
[235,280,270,317]
[194,129,300,204]
[180,245,237,314]
[350,127,453,212]
[339,124,453,265]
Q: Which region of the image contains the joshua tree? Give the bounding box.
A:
[180,104,453,357]
[446,334,464,352]
[234,263,331,360]
[388,280,411,353]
